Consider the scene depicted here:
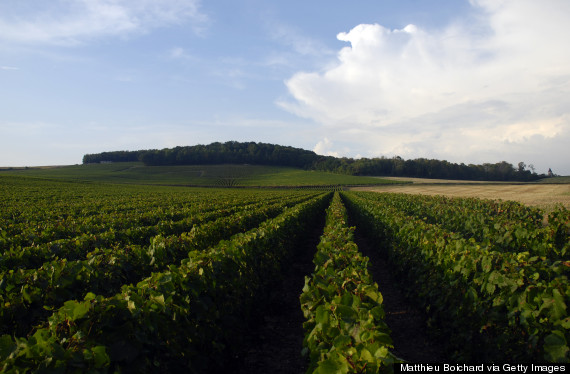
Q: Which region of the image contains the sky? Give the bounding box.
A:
[1,0,569,175]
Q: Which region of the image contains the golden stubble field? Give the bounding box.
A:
[353,177,570,210]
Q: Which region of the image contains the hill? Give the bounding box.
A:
[0,162,396,187]
[82,140,549,182]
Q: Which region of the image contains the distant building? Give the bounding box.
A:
[548,168,554,177]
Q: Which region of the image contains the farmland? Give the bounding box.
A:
[354,177,570,210]
[0,168,568,372]
[0,162,396,187]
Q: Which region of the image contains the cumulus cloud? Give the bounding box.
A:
[313,138,339,157]
[0,0,207,45]
[280,0,570,173]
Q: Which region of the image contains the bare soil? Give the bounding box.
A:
[234,225,323,373]
[352,229,447,363]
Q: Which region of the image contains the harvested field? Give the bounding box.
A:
[353,179,570,210]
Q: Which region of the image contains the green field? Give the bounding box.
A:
[0,162,397,187]
[535,176,570,184]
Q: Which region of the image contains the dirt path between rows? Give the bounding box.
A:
[234,224,324,373]
[352,230,447,363]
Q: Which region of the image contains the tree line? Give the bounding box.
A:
[82,141,547,181]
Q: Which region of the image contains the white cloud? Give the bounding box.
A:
[313,138,339,157]
[168,47,198,62]
[1,66,19,70]
[170,47,186,59]
[270,23,332,57]
[0,0,207,45]
[263,20,336,73]
[280,0,570,174]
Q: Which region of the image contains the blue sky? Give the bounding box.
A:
[1,0,569,175]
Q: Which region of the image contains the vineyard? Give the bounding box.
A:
[0,175,568,372]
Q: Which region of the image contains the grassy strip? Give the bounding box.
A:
[0,193,331,373]
[300,192,399,373]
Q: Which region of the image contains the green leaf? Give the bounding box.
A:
[91,346,110,368]
[481,255,492,273]
[374,346,390,359]
[333,334,351,349]
[22,287,33,303]
[340,292,354,307]
[302,276,311,293]
[372,332,393,346]
[61,300,90,321]
[359,330,372,343]
[127,300,136,311]
[316,305,330,325]
[543,331,569,362]
[360,347,374,363]
[150,294,165,306]
[557,316,570,329]
[335,305,357,323]
[364,286,382,304]
[315,357,349,374]
[0,335,16,361]
[550,289,567,321]
[370,306,385,321]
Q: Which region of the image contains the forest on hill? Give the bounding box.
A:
[82,141,546,182]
